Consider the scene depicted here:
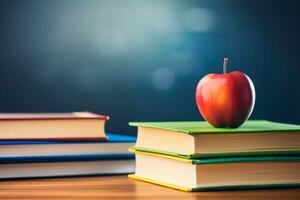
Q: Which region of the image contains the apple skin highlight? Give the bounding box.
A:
[196,71,255,128]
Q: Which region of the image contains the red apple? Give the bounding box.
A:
[195,58,255,128]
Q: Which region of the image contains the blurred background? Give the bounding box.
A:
[0,0,299,134]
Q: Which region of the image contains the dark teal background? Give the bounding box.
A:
[0,0,299,134]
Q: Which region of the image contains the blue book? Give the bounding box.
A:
[0,133,136,163]
[0,159,135,180]
[0,133,136,179]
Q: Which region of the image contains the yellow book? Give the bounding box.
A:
[129,148,300,192]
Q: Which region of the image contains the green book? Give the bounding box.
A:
[129,148,300,191]
[129,120,300,158]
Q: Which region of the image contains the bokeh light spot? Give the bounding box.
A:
[152,68,175,90]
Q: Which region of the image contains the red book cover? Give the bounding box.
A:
[0,112,109,121]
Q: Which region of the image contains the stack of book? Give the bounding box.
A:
[0,112,135,179]
[129,120,300,191]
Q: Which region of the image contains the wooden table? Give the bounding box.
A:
[0,175,300,199]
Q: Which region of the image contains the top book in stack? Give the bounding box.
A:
[0,112,109,140]
[129,120,300,158]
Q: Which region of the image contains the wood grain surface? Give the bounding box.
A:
[0,175,300,199]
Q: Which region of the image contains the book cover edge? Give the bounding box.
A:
[129,120,300,134]
[130,146,300,164]
[128,174,300,192]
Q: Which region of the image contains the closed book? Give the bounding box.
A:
[129,120,300,158]
[0,134,136,180]
[1,159,134,180]
[0,133,135,162]
[129,148,300,191]
[0,112,109,140]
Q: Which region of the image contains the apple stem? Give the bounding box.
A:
[223,58,228,74]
